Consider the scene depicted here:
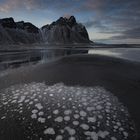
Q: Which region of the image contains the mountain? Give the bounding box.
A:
[0,16,92,45]
[41,16,92,44]
[0,17,42,45]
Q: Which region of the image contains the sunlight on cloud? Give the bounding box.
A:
[88,30,122,41]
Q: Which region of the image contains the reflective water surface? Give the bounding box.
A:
[0,46,140,72]
[89,48,140,62]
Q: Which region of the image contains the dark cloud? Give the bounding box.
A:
[82,0,140,41]
[110,27,140,40]
[0,0,42,11]
[124,28,140,39]
[0,0,80,12]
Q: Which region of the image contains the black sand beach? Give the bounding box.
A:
[0,54,140,140]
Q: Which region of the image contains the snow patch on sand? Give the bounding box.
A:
[44,128,55,135]
[0,82,136,140]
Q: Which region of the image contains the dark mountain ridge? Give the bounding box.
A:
[41,16,91,44]
[0,16,92,45]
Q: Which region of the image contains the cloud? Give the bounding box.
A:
[0,0,42,12]
[81,0,140,41]
[110,27,140,40]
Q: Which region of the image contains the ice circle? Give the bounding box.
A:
[0,82,137,140]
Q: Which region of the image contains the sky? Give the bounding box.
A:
[0,0,140,44]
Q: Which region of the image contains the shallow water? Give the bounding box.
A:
[0,48,88,71]
[0,46,140,71]
[89,48,140,62]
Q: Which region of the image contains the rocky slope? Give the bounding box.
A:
[0,17,42,45]
[0,16,92,45]
[41,16,91,44]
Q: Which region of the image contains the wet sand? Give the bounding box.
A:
[0,54,140,140]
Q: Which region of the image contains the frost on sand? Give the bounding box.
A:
[0,82,137,140]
